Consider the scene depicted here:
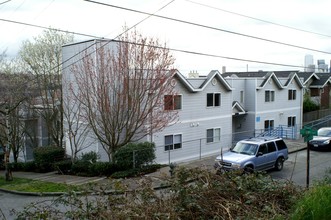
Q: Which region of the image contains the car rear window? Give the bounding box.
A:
[275,140,287,150]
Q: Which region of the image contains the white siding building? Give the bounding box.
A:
[62,40,304,165]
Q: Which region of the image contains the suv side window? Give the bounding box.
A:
[275,140,287,150]
[258,144,268,154]
[267,142,276,152]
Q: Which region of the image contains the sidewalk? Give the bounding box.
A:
[0,138,307,195]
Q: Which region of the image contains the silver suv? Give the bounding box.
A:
[214,137,288,172]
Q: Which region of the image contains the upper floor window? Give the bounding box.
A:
[207,93,221,107]
[164,95,182,110]
[265,90,275,102]
[240,90,244,103]
[206,128,221,143]
[164,134,182,151]
[288,89,297,100]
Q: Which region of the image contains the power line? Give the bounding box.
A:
[83,0,331,55]
[0,0,12,5]
[0,18,101,38]
[0,1,323,72]
[184,0,331,38]
[0,16,315,71]
[60,0,176,72]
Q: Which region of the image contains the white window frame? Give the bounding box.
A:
[288,89,297,100]
[164,94,182,110]
[206,128,221,143]
[240,90,244,103]
[207,93,221,107]
[265,90,275,102]
[288,116,296,127]
[264,120,274,130]
[164,134,182,151]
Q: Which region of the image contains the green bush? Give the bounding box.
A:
[89,162,118,176]
[7,161,36,172]
[81,151,99,163]
[291,184,331,220]
[54,160,72,174]
[303,94,320,113]
[71,160,91,176]
[33,146,65,173]
[114,142,156,170]
[111,168,140,179]
[111,164,163,179]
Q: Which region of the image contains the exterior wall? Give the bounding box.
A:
[152,76,233,164]
[226,76,303,141]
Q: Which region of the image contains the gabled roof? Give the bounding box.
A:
[297,72,319,85]
[174,70,232,92]
[257,72,283,89]
[198,70,232,91]
[309,73,331,88]
[283,72,305,88]
[223,70,305,89]
[232,101,246,116]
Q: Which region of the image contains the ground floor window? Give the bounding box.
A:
[206,128,221,143]
[264,120,274,130]
[165,134,182,151]
[288,116,296,127]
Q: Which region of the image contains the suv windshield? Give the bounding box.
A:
[231,142,258,155]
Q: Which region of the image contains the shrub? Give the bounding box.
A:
[54,160,72,174]
[88,162,118,176]
[33,146,65,173]
[71,160,91,176]
[7,161,36,172]
[111,168,140,179]
[81,151,99,163]
[114,142,156,170]
[303,94,320,113]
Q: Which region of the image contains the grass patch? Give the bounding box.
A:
[290,184,331,220]
[0,176,80,193]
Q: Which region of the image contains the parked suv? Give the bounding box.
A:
[214,137,288,172]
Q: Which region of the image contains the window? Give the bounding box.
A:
[265,90,275,102]
[207,93,221,107]
[288,116,296,127]
[164,134,182,151]
[264,120,274,130]
[206,128,220,143]
[164,95,182,110]
[288,89,297,100]
[275,139,287,150]
[258,144,268,154]
[240,91,244,103]
[267,142,276,152]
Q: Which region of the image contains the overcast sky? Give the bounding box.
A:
[1,0,331,75]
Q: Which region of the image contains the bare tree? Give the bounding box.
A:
[19,29,74,148]
[63,79,95,162]
[0,71,33,180]
[70,30,178,161]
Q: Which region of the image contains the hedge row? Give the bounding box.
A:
[3,142,161,178]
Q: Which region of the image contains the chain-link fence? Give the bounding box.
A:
[122,126,304,168]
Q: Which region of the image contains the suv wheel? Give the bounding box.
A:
[275,158,284,171]
[244,165,254,173]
